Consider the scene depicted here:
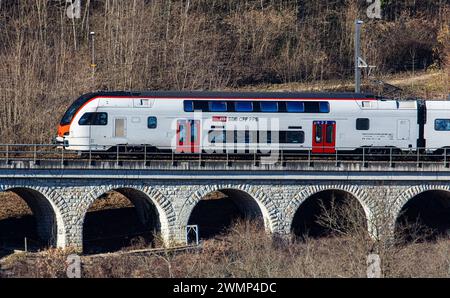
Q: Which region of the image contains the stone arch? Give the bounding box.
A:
[393,185,450,222]
[0,184,66,248]
[179,184,279,238]
[285,184,374,237]
[79,184,176,245]
[392,184,450,236]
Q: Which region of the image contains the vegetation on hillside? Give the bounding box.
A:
[0,0,448,143]
[1,220,449,278]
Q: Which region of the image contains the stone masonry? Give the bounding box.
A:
[1,169,448,252]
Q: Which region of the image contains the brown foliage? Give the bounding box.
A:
[1,219,449,278]
[87,191,134,212]
[0,1,448,143]
[0,192,32,220]
[438,9,450,82]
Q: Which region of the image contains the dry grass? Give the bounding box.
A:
[0,192,32,220]
[0,1,448,143]
[1,220,448,278]
[0,190,131,217]
[440,10,450,95]
[237,70,449,100]
[88,191,133,212]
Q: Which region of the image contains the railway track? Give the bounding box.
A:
[0,244,201,274]
[1,144,450,167]
[85,244,201,259]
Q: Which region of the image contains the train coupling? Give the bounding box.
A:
[53,136,68,149]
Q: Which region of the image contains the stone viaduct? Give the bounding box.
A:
[1,159,449,252]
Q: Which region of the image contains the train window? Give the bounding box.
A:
[184,100,194,112]
[434,119,450,131]
[235,101,253,112]
[304,102,319,113]
[277,102,287,112]
[286,131,305,144]
[147,116,157,129]
[179,124,185,145]
[244,130,250,143]
[286,102,305,113]
[60,94,92,125]
[356,118,370,130]
[209,101,227,112]
[78,113,92,125]
[94,113,108,125]
[260,101,278,112]
[190,120,197,143]
[326,125,333,143]
[78,112,107,126]
[193,101,209,111]
[319,102,330,113]
[315,123,322,142]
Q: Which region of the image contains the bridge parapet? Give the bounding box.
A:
[2,158,450,173]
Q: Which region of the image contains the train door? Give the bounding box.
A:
[114,118,127,138]
[176,120,201,153]
[312,121,336,153]
[397,119,410,140]
[90,112,109,146]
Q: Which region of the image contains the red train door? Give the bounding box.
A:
[312,121,336,154]
[176,120,200,153]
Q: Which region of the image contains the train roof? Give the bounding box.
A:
[81,91,376,100]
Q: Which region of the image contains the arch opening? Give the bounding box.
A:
[82,188,161,254]
[0,188,58,255]
[291,190,368,240]
[187,189,264,241]
[395,190,450,242]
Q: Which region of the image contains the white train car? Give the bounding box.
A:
[55,91,437,155]
[424,101,450,151]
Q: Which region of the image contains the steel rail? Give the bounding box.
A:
[0,144,449,168]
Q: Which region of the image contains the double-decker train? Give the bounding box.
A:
[55,91,450,155]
